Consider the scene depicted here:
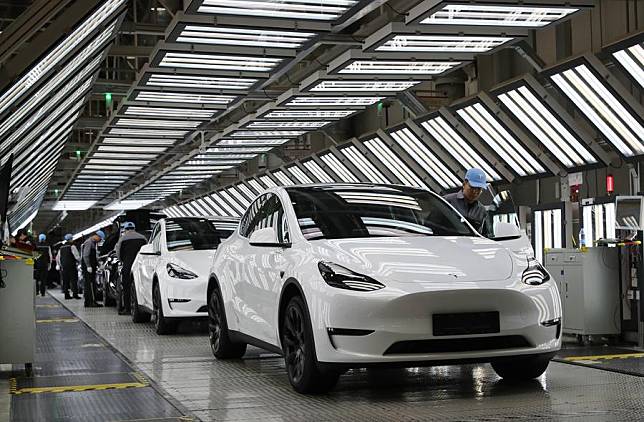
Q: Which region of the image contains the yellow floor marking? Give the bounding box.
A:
[563,352,644,361]
[12,381,148,395]
[36,318,79,323]
[36,304,61,308]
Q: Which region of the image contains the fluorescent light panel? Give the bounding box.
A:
[230,130,306,137]
[217,138,290,146]
[421,4,578,27]
[97,145,167,153]
[177,25,316,49]
[551,63,644,157]
[160,51,282,72]
[613,42,644,89]
[498,84,597,167]
[246,121,330,129]
[146,73,257,90]
[286,96,384,106]
[364,137,429,189]
[376,35,512,52]
[340,145,390,184]
[52,200,97,211]
[259,175,278,188]
[457,103,546,176]
[319,153,359,182]
[264,109,355,119]
[135,91,236,104]
[389,127,461,189]
[272,170,295,185]
[310,80,420,92]
[286,165,313,184]
[114,118,201,128]
[339,60,461,74]
[102,137,178,145]
[124,106,216,119]
[197,0,359,21]
[302,159,335,183]
[108,128,190,137]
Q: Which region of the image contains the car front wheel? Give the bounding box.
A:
[208,286,246,359]
[491,355,551,381]
[153,283,177,335]
[281,296,339,394]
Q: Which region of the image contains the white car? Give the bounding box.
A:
[130,216,238,334]
[207,184,562,393]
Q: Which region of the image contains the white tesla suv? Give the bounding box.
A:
[207,185,561,393]
[131,216,238,334]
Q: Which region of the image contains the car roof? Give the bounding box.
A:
[278,183,435,195]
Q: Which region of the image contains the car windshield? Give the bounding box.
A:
[288,186,475,241]
[165,218,235,251]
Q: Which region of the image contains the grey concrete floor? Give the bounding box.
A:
[47,290,644,422]
[0,365,11,422]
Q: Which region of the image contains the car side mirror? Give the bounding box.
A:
[493,222,522,241]
[249,227,291,248]
[139,244,159,255]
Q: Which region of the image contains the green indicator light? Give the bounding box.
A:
[377,102,384,112]
[105,92,112,102]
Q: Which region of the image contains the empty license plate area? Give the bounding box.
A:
[432,312,500,336]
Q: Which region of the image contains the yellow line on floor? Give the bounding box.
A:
[563,352,644,361]
[36,304,61,308]
[36,318,79,323]
[12,381,148,395]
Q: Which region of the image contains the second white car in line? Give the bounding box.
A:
[207,184,562,393]
[130,216,238,334]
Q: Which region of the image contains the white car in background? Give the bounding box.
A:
[207,184,562,394]
[131,216,239,334]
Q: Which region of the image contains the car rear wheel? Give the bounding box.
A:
[130,280,150,323]
[491,355,551,381]
[153,283,177,335]
[208,286,246,359]
[281,296,339,394]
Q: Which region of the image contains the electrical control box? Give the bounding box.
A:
[544,248,620,336]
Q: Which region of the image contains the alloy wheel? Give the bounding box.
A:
[208,293,221,353]
[283,305,306,384]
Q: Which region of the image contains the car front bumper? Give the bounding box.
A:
[160,276,208,318]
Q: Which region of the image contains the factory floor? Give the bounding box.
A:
[6,290,644,422]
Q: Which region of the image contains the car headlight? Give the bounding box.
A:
[318,261,385,292]
[522,258,550,286]
[166,263,198,279]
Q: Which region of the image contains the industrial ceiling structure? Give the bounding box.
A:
[0,0,642,235]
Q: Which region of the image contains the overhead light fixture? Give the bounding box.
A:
[91,152,157,160]
[389,127,462,189]
[123,106,216,119]
[286,96,384,106]
[207,146,272,153]
[549,61,644,158]
[302,159,335,183]
[107,128,190,137]
[145,73,257,90]
[363,137,430,190]
[230,130,306,137]
[339,145,391,184]
[375,35,513,52]
[195,0,359,21]
[114,118,202,128]
[217,138,290,146]
[0,0,125,117]
[412,3,580,27]
[456,102,546,176]
[225,186,251,207]
[97,145,168,153]
[263,109,355,119]
[338,60,461,75]
[308,80,420,92]
[319,153,360,183]
[235,183,258,201]
[285,164,313,184]
[84,164,142,171]
[135,91,236,104]
[52,200,97,211]
[612,42,644,89]
[159,51,282,72]
[259,175,278,188]
[246,121,331,129]
[176,25,316,49]
[497,83,598,168]
[102,137,178,145]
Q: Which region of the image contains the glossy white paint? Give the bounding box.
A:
[211,186,561,364]
[132,218,230,318]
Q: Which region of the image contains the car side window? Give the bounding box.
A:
[247,194,290,243]
[151,224,162,252]
[240,194,268,238]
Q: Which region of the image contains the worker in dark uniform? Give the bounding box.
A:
[33,234,52,297]
[57,234,81,300]
[114,222,147,315]
[443,168,488,232]
[82,230,105,308]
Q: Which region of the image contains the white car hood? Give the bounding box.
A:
[169,249,216,278]
[311,236,514,283]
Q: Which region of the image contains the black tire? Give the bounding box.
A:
[281,296,339,394]
[491,355,551,381]
[130,280,150,323]
[103,273,116,307]
[208,285,247,359]
[153,283,177,335]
